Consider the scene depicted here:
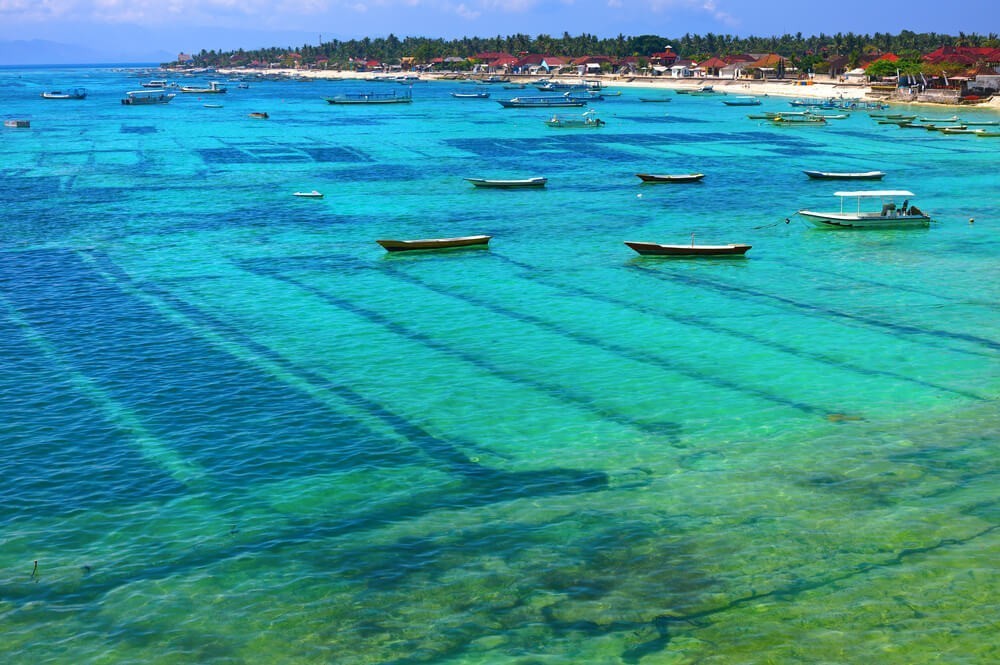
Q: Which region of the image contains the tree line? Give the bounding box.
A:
[183,30,999,69]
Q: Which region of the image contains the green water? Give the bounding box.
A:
[0,66,997,663]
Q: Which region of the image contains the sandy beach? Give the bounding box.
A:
[214,67,1000,108]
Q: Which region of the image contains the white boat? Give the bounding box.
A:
[121,90,176,105]
[376,235,491,252]
[179,81,227,94]
[41,88,87,99]
[803,170,886,181]
[293,190,324,198]
[722,96,761,106]
[464,177,547,188]
[544,110,605,128]
[798,190,931,229]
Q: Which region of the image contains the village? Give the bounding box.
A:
[178,44,1000,106]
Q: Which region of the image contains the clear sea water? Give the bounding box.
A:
[1,65,998,664]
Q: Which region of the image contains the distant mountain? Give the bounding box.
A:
[0,39,173,65]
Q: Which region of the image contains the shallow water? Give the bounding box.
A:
[1,67,998,664]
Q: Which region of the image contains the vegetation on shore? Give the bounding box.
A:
[181,30,998,72]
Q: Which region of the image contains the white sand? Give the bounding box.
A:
[216,68,999,108]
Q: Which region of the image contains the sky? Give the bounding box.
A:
[0,0,995,63]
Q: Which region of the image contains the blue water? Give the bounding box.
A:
[1,66,998,664]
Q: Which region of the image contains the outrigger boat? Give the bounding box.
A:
[797,190,931,229]
[803,170,886,180]
[635,173,705,183]
[293,190,324,198]
[451,91,490,99]
[497,95,586,108]
[625,239,751,257]
[376,235,491,252]
[464,177,547,188]
[722,96,761,106]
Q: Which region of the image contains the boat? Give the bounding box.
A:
[918,115,959,123]
[638,97,672,103]
[121,90,176,105]
[677,85,717,96]
[771,113,826,125]
[4,119,30,128]
[925,124,968,132]
[940,127,982,135]
[624,240,751,257]
[180,81,227,94]
[293,190,324,198]
[544,110,604,128]
[963,120,1000,126]
[635,173,705,183]
[40,88,87,100]
[464,177,547,188]
[203,103,223,108]
[141,80,172,89]
[248,112,269,119]
[807,112,849,119]
[325,89,412,104]
[451,91,490,99]
[975,130,1000,137]
[803,170,886,181]
[747,112,781,120]
[497,95,586,108]
[376,235,491,252]
[797,190,931,229]
[722,96,762,106]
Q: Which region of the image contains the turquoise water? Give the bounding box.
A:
[1,66,998,663]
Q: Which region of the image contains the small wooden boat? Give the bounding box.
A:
[4,119,30,128]
[722,96,761,106]
[636,173,705,183]
[638,97,672,103]
[963,120,1000,126]
[918,115,959,123]
[451,91,490,99]
[926,124,967,132]
[625,241,751,257]
[249,112,269,119]
[803,170,885,181]
[377,235,491,252]
[293,190,324,198]
[203,103,223,108]
[545,111,604,128]
[940,127,981,135]
[975,130,1000,137]
[464,177,547,188]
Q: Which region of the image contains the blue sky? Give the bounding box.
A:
[0,1,995,62]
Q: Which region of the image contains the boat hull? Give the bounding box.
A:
[377,235,491,252]
[798,211,930,229]
[803,171,886,180]
[465,178,547,188]
[636,173,705,183]
[625,241,751,256]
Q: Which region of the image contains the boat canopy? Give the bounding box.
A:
[833,190,914,198]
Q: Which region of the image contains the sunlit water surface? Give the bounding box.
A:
[1,66,998,664]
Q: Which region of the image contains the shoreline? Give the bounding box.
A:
[214,68,1000,109]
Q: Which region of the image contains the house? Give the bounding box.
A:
[177,52,194,64]
[669,59,695,77]
[511,54,566,75]
[697,56,728,77]
[747,54,789,79]
[572,55,614,75]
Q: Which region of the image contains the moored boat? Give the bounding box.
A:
[544,110,604,128]
[325,89,413,104]
[803,170,886,180]
[451,91,490,99]
[121,90,176,105]
[180,81,227,94]
[4,119,31,128]
[722,96,761,106]
[497,95,586,108]
[771,113,826,125]
[465,177,547,188]
[638,97,672,103]
[293,190,323,198]
[797,190,931,229]
[248,112,269,119]
[624,240,751,257]
[376,235,492,252]
[636,173,705,183]
[41,88,87,100]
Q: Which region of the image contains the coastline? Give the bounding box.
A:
[214,68,1000,108]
